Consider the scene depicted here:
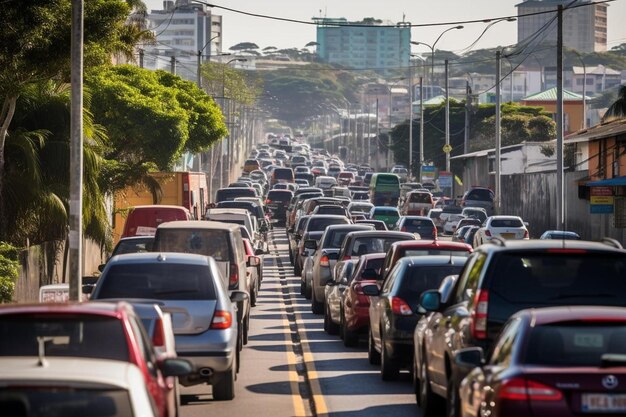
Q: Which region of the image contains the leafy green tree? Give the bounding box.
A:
[0,0,131,237]
[603,85,626,122]
[0,242,19,303]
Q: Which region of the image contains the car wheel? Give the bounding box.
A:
[327,305,339,335]
[367,329,381,365]
[289,249,294,265]
[251,281,258,307]
[212,362,236,401]
[419,355,444,417]
[446,370,460,417]
[311,290,323,314]
[294,260,302,276]
[300,278,306,296]
[242,314,249,345]
[381,335,399,381]
[342,313,358,347]
[304,279,312,300]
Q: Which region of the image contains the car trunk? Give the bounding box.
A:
[161,300,218,335]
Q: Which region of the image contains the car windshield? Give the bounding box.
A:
[111,238,153,257]
[351,237,406,256]
[98,263,217,300]
[489,253,626,309]
[491,218,523,227]
[409,193,431,203]
[402,219,433,232]
[524,324,626,367]
[0,315,129,361]
[0,387,134,417]
[156,229,231,261]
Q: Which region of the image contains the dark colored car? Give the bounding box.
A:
[457,306,626,417]
[340,253,386,347]
[215,187,256,203]
[396,216,437,240]
[464,226,480,246]
[265,189,294,225]
[460,187,495,215]
[289,215,311,266]
[413,239,626,417]
[364,256,466,380]
[295,215,351,276]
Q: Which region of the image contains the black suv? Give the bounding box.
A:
[413,238,626,417]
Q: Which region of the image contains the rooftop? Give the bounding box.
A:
[521,87,586,102]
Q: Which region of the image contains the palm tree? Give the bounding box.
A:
[603,85,626,122]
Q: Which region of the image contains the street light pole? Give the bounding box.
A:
[445,59,450,173]
[197,34,221,88]
[408,61,414,179]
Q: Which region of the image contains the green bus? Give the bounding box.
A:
[369,173,401,207]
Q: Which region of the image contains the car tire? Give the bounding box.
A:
[212,363,235,401]
[419,355,443,417]
[311,290,323,315]
[381,335,400,381]
[446,370,460,417]
[251,281,258,307]
[368,329,381,365]
[242,314,249,345]
[294,260,302,277]
[326,305,339,335]
[300,278,306,296]
[305,279,312,300]
[341,313,358,347]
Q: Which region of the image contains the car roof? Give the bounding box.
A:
[0,357,144,390]
[400,216,432,221]
[516,306,626,326]
[373,206,399,211]
[476,239,625,254]
[130,205,189,211]
[306,214,349,220]
[0,301,131,316]
[157,220,239,231]
[359,253,387,261]
[325,224,373,232]
[108,252,212,266]
[117,235,155,242]
[345,230,415,239]
[399,255,468,267]
[390,240,473,250]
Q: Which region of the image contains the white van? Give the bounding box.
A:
[315,175,337,190]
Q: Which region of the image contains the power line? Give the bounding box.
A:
[195,0,613,28]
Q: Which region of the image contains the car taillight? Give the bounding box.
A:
[485,230,492,237]
[498,378,562,401]
[390,297,413,316]
[320,255,329,267]
[152,318,165,348]
[523,230,529,238]
[401,226,407,232]
[210,310,233,329]
[470,290,489,340]
[229,263,239,289]
[265,199,272,204]
[433,227,438,239]
[343,255,352,261]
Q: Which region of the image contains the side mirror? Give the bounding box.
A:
[419,290,441,312]
[455,347,485,371]
[159,358,193,377]
[247,256,261,267]
[230,290,250,303]
[97,264,106,272]
[361,283,380,297]
[361,268,379,280]
[304,240,318,250]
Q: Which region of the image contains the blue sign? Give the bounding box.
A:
[438,175,453,189]
[590,204,614,214]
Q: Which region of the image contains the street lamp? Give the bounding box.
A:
[411,25,463,100]
[197,34,221,88]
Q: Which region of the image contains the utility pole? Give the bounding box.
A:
[69,0,84,301]
[495,50,502,215]
[408,63,414,180]
[170,56,176,75]
[419,77,424,183]
[197,51,202,88]
[139,49,144,68]
[366,106,371,166]
[556,5,564,230]
[464,81,471,154]
[444,59,450,172]
[375,98,380,171]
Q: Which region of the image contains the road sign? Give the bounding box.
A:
[438,171,453,189]
[421,165,435,183]
[590,186,614,214]
[442,144,452,153]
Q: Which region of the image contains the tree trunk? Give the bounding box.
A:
[0,95,18,240]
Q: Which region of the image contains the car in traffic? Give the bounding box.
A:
[369,206,401,229]
[400,191,434,216]
[265,189,294,226]
[473,215,529,246]
[413,239,626,417]
[460,187,495,215]
[395,216,437,240]
[363,256,466,380]
[457,306,626,417]
[539,230,581,240]
[323,259,357,336]
[92,253,248,401]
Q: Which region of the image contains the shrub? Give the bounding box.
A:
[0,242,19,303]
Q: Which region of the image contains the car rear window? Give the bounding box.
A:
[0,387,134,416]
[0,315,129,361]
[216,188,255,202]
[524,324,626,366]
[488,253,626,312]
[403,219,434,231]
[99,263,217,300]
[325,230,354,248]
[316,206,346,215]
[409,193,431,203]
[268,190,293,201]
[466,189,493,201]
[398,265,464,302]
[111,238,154,257]
[491,218,523,227]
[352,237,408,255]
[274,169,294,180]
[155,229,231,261]
[307,217,349,232]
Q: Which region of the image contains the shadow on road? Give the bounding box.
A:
[328,403,420,417]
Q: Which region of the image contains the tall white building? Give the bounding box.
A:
[516,0,607,52]
[144,0,222,82]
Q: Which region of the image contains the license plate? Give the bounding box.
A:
[582,394,626,412]
[501,233,516,239]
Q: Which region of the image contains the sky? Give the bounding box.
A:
[145,0,626,53]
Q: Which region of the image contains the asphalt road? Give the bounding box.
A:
[181,227,423,417]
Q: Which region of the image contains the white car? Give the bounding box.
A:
[0,357,158,417]
[443,213,466,235]
[474,215,529,246]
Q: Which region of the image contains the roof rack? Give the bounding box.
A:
[601,237,624,250]
[487,236,507,247]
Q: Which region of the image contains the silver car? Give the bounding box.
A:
[91,252,248,401]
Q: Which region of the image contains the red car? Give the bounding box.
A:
[340,253,386,347]
[380,240,473,281]
[457,306,626,417]
[0,302,190,417]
